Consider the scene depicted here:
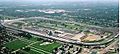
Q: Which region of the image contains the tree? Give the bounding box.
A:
[37,38,41,41]
[48,31,53,36]
[26,33,32,39]
[24,47,30,52]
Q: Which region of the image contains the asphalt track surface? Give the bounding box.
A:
[3,17,119,46]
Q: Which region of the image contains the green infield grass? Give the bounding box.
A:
[31,41,61,52]
[5,40,28,51]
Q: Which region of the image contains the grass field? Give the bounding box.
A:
[31,42,61,52]
[4,36,61,54]
[5,40,28,50]
[21,49,45,54]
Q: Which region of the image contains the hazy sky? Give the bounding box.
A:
[0,0,118,2]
